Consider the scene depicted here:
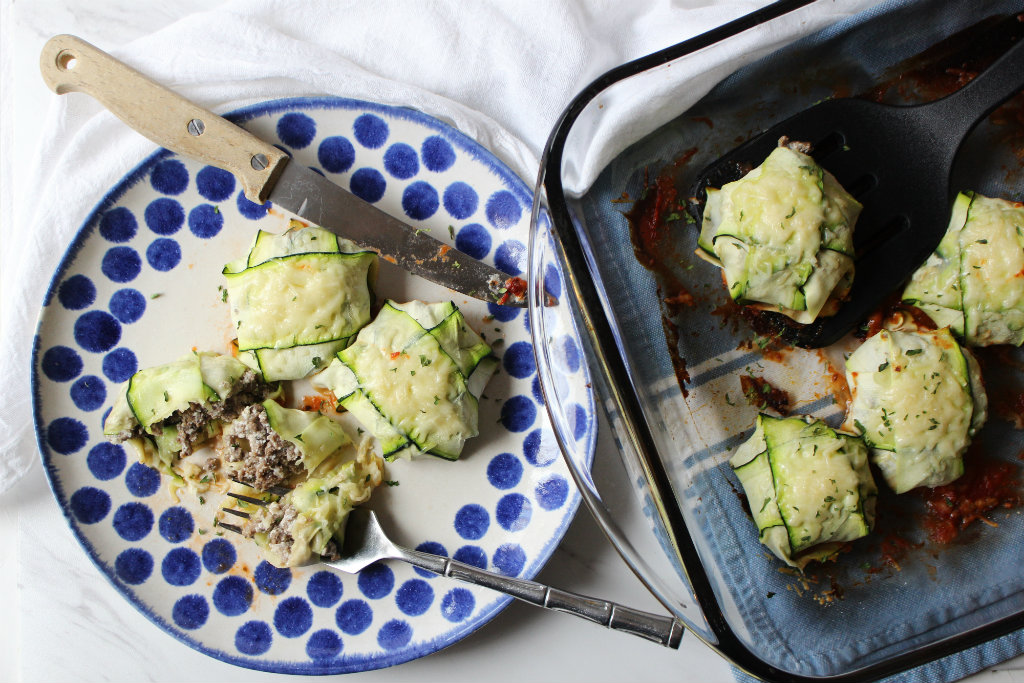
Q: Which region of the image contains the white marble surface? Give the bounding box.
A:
[3,2,1024,683]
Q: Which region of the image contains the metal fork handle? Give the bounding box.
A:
[386,545,684,648]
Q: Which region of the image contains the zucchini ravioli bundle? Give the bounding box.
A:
[313,300,497,461]
[845,327,987,494]
[903,192,1024,347]
[220,401,384,567]
[224,221,378,381]
[103,351,272,492]
[731,414,877,569]
[698,143,862,324]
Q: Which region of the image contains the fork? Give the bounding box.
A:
[221,496,684,648]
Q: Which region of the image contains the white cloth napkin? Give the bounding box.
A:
[0,0,877,492]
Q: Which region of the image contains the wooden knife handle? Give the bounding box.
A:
[39,34,288,202]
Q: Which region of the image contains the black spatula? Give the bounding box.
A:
[690,36,1024,348]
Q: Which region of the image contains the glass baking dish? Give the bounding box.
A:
[528,0,1024,680]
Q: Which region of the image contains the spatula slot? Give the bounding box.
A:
[844,173,878,199]
[854,213,910,261]
[810,131,846,159]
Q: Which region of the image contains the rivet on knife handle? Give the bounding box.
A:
[38,34,288,203]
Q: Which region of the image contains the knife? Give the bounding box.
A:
[39,34,529,307]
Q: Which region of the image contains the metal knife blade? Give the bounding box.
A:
[267,160,526,306]
[39,34,528,307]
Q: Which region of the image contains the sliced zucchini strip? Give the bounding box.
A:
[731,414,876,569]
[903,192,1024,346]
[224,221,378,381]
[845,327,987,493]
[312,300,497,461]
[697,144,861,324]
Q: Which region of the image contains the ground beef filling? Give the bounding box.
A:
[240,501,340,564]
[221,403,304,490]
[110,370,270,457]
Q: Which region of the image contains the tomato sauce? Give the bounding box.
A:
[918,454,1022,544]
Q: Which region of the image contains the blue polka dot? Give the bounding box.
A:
[147,238,181,271]
[350,168,386,203]
[523,429,557,467]
[395,579,433,616]
[495,239,526,276]
[277,112,317,149]
[454,504,489,540]
[502,341,535,379]
[558,335,582,373]
[335,599,372,635]
[318,136,356,174]
[126,462,161,497]
[453,545,487,569]
[237,190,270,220]
[571,403,589,441]
[544,263,563,300]
[531,375,545,405]
[500,395,536,432]
[47,417,88,455]
[493,543,526,577]
[422,136,455,172]
[486,453,522,490]
[255,560,292,595]
[455,223,491,259]
[486,191,522,230]
[70,374,106,411]
[413,541,447,579]
[214,576,253,616]
[357,563,394,599]
[307,571,343,607]
[87,442,126,480]
[144,198,184,235]
[196,166,235,202]
[113,502,153,541]
[443,182,478,221]
[108,288,146,324]
[496,493,532,532]
[402,181,439,220]
[306,629,342,660]
[102,347,137,382]
[486,301,520,323]
[353,114,389,149]
[188,204,223,239]
[202,538,236,574]
[157,512,193,557]
[377,619,412,651]
[537,475,571,510]
[441,588,475,622]
[151,159,189,195]
[74,310,121,353]
[384,143,419,179]
[236,620,273,656]
[101,246,142,283]
[99,207,138,243]
[58,274,96,310]
[115,548,153,585]
[173,594,209,630]
[41,346,82,382]
[162,547,201,586]
[69,486,110,523]
[275,596,313,637]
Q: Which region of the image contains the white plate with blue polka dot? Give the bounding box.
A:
[32,97,596,674]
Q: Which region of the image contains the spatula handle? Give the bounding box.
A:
[395,546,685,648]
[38,34,288,202]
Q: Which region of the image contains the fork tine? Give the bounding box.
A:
[227,491,270,506]
[218,521,244,535]
[221,507,250,519]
